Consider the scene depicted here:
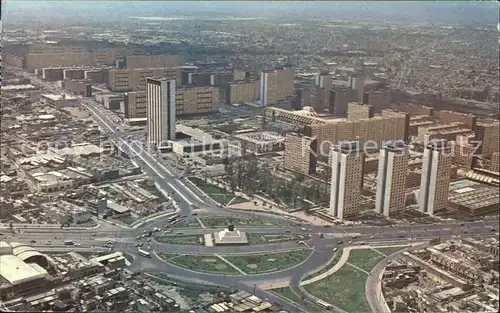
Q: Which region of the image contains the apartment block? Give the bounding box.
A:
[475,121,500,156]
[147,78,176,147]
[301,86,327,112]
[348,72,364,103]
[62,80,92,97]
[419,139,453,216]
[347,102,374,121]
[260,66,294,106]
[42,68,64,81]
[25,53,94,72]
[438,110,477,130]
[452,136,477,168]
[417,122,471,143]
[92,48,138,66]
[228,80,260,104]
[123,91,147,119]
[284,133,318,175]
[29,45,88,54]
[329,86,351,116]
[107,67,182,92]
[125,54,183,69]
[329,141,364,220]
[84,70,108,84]
[490,152,500,173]
[63,68,85,80]
[175,86,219,116]
[399,103,434,116]
[362,90,391,113]
[375,140,409,216]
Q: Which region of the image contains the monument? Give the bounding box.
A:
[213,224,248,245]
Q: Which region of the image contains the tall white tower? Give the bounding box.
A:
[419,139,452,216]
[147,77,176,148]
[329,141,364,221]
[375,140,409,217]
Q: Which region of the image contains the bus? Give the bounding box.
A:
[64,240,74,245]
[316,300,333,310]
[138,248,151,258]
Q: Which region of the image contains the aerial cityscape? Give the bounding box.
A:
[0,1,499,313]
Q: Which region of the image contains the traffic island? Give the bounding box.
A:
[269,287,324,313]
[303,246,408,313]
[155,232,306,246]
[158,249,313,276]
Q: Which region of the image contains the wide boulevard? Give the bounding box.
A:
[6,65,500,313]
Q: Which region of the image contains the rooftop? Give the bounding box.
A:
[0,254,47,285]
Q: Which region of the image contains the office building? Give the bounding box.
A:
[347,102,374,121]
[228,80,260,104]
[42,68,64,81]
[362,90,391,113]
[63,68,85,80]
[419,139,453,216]
[107,67,182,92]
[147,78,176,148]
[329,141,364,220]
[375,140,409,216]
[124,54,183,69]
[260,66,294,106]
[490,152,500,173]
[284,133,318,175]
[301,85,327,112]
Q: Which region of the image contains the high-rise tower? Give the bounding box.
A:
[147,78,176,148]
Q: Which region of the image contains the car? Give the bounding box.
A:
[348,241,353,245]
[192,213,198,216]
[352,235,358,239]
[369,235,374,239]
[463,230,468,234]
[320,233,324,238]
[324,225,331,228]
[300,227,306,231]
[134,243,139,247]
[147,238,152,242]
[398,235,405,238]
[297,241,306,245]
[45,241,51,245]
[333,248,339,252]
[75,243,81,247]
[91,233,97,236]
[30,240,37,244]
[460,223,465,227]
[491,228,496,232]
[136,236,142,240]
[337,240,344,244]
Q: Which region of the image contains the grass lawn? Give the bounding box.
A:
[138,181,167,202]
[270,287,323,313]
[303,251,341,281]
[170,218,202,228]
[160,253,241,275]
[199,216,283,228]
[304,264,370,313]
[224,249,312,275]
[114,215,136,225]
[347,249,386,273]
[246,233,306,245]
[373,246,408,256]
[189,177,247,206]
[156,235,204,245]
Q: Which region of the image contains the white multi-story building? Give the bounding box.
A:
[147,78,176,148]
[375,140,409,216]
[419,139,453,215]
[329,141,364,220]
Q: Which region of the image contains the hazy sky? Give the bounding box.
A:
[2,1,498,25]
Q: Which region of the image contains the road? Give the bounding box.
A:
[5,65,500,313]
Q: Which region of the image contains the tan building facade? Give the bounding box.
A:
[438,110,477,130]
[490,152,500,173]
[375,140,409,216]
[25,53,94,72]
[347,102,374,121]
[476,121,500,157]
[107,67,182,92]
[330,141,364,220]
[260,67,294,106]
[123,91,147,118]
[125,54,183,69]
[284,133,318,175]
[419,139,453,216]
[229,80,260,104]
[175,86,219,116]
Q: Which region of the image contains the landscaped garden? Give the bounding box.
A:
[159,249,312,276]
[303,246,407,312]
[199,216,285,228]
[170,218,202,228]
[189,177,248,206]
[224,249,313,275]
[156,235,204,245]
